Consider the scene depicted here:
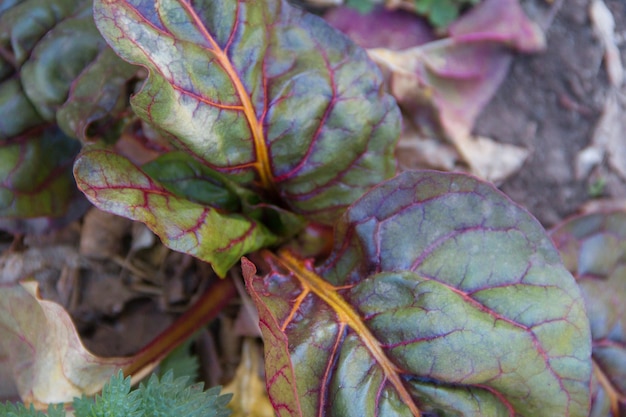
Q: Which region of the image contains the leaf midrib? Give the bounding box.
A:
[179,0,274,192]
[275,250,422,417]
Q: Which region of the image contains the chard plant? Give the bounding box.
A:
[0,0,595,416]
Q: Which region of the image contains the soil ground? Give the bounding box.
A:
[476,0,626,226]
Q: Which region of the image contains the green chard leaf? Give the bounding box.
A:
[0,78,43,140]
[0,0,137,230]
[244,171,592,417]
[551,210,626,417]
[0,126,88,234]
[56,47,137,141]
[0,0,134,134]
[18,1,105,121]
[92,0,400,225]
[142,151,306,238]
[74,147,278,277]
[0,0,85,69]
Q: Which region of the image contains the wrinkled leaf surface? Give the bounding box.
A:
[74,147,278,277]
[0,78,43,140]
[551,211,626,417]
[0,126,87,233]
[0,0,137,230]
[19,2,105,121]
[0,0,134,140]
[143,151,306,238]
[245,171,591,417]
[93,0,400,224]
[56,47,136,141]
[0,0,86,68]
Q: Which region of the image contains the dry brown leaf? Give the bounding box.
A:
[79,208,133,259]
[0,353,18,401]
[452,134,531,184]
[580,92,626,180]
[590,0,624,87]
[0,246,83,286]
[368,0,545,140]
[581,198,626,214]
[0,281,136,407]
[363,0,543,182]
[396,127,460,172]
[222,339,274,417]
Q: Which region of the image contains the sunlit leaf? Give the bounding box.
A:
[93,0,400,225]
[245,170,591,416]
[74,147,279,277]
[551,210,626,417]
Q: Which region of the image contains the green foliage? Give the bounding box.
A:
[0,0,595,415]
[343,0,482,27]
[551,210,626,416]
[0,0,134,233]
[245,171,592,416]
[158,338,200,382]
[136,372,231,417]
[1,371,231,417]
[0,403,65,417]
[344,0,377,14]
[414,0,481,27]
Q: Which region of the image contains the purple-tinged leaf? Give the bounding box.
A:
[56,47,137,141]
[0,126,87,234]
[74,147,278,277]
[551,210,626,417]
[93,0,400,225]
[367,0,545,141]
[0,0,135,141]
[143,151,306,239]
[0,0,86,67]
[324,6,435,50]
[20,3,106,121]
[0,78,44,140]
[245,171,591,416]
[448,0,545,53]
